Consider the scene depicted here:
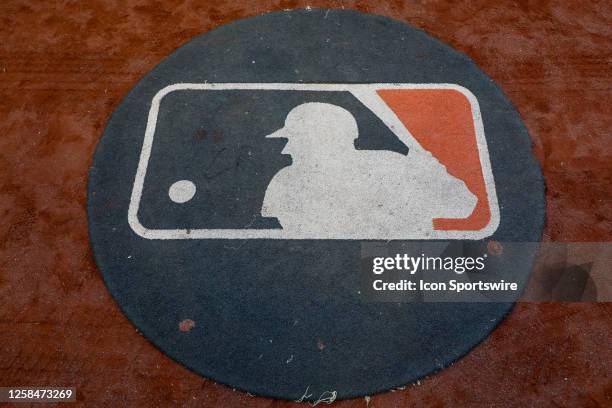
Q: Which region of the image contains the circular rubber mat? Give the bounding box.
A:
[88,9,544,400]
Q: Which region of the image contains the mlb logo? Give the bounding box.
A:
[128,83,499,240]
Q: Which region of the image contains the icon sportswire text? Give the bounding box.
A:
[128,83,500,240]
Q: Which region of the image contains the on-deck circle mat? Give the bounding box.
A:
[88,9,544,401]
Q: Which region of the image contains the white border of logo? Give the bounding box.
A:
[128,83,500,240]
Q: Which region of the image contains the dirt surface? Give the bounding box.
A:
[0,1,610,406]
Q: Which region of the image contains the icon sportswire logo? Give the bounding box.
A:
[128,83,500,240]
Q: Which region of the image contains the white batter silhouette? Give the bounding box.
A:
[261,102,476,237]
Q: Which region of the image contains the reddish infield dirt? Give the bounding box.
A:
[1,1,610,407]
